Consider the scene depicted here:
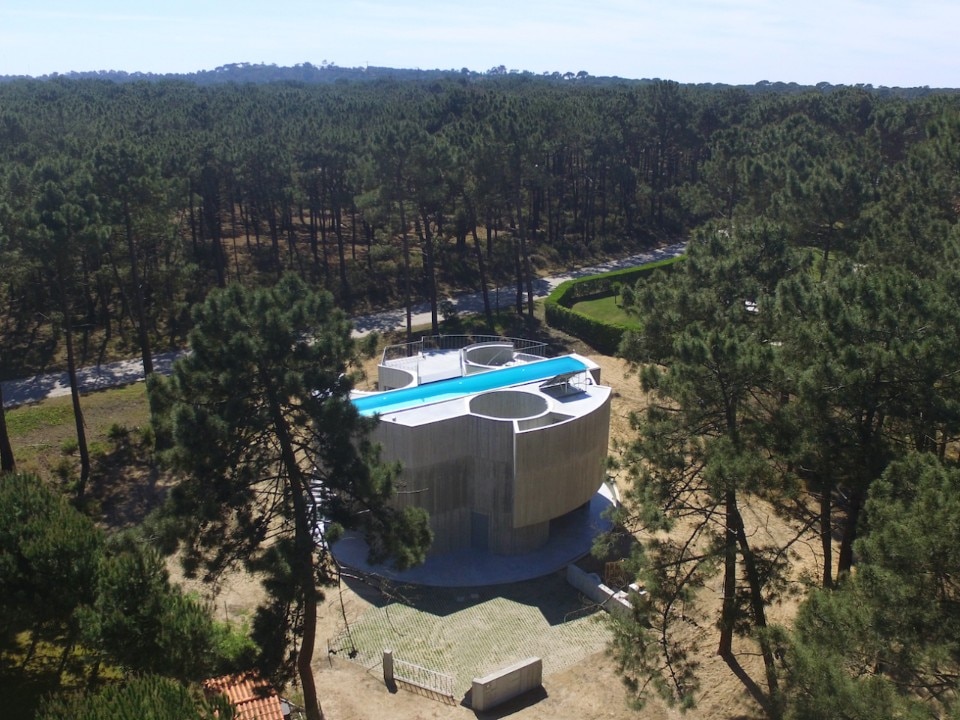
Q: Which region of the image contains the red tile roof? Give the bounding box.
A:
[204,672,286,720]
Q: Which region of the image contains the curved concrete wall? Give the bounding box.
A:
[513,391,611,528]
[462,342,515,374]
[378,365,417,391]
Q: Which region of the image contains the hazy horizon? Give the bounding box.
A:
[2,1,957,88]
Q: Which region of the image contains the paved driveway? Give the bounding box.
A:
[2,242,684,408]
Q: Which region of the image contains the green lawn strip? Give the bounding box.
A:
[570,295,638,327]
[5,403,75,436]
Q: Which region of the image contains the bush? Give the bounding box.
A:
[136,424,156,451]
[212,620,259,672]
[106,423,130,444]
[52,456,76,482]
[37,674,233,720]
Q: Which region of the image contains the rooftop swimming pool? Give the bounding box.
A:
[352,355,589,417]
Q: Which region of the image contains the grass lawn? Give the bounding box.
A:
[5,382,152,481]
[570,295,638,327]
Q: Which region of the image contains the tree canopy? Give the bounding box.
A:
[146,274,431,720]
[784,454,960,719]
[0,471,232,717]
[607,93,960,713]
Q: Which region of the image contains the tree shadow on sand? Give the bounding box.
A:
[722,652,775,718]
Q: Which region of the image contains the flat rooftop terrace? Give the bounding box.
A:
[352,355,590,417]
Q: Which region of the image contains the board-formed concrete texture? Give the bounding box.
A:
[352,337,612,557]
[471,656,543,711]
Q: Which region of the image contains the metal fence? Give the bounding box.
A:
[381,334,548,364]
[392,656,457,704]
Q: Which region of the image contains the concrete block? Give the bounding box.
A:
[471,657,542,711]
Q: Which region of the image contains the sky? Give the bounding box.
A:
[1,0,957,88]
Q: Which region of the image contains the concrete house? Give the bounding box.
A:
[351,336,612,557]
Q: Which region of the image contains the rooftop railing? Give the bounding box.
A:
[381,334,548,365]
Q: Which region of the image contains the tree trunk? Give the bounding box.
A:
[297,577,323,720]
[837,485,865,576]
[733,505,779,699]
[718,489,737,658]
[514,239,524,315]
[317,195,330,283]
[334,203,349,305]
[188,185,199,257]
[470,225,493,327]
[308,190,321,280]
[398,200,412,342]
[417,210,438,334]
[515,195,535,317]
[350,204,358,262]
[63,299,91,501]
[262,374,325,720]
[486,217,494,261]
[0,385,15,473]
[124,204,154,377]
[820,481,833,588]
[285,208,301,274]
[201,170,226,288]
[57,625,78,682]
[267,208,281,278]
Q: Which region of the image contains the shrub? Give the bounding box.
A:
[107,423,130,444]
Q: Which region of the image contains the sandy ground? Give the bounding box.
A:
[197,350,820,720]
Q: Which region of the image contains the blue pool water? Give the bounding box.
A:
[353,355,588,417]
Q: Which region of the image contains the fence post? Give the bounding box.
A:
[383,649,394,688]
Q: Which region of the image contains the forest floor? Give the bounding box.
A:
[187,348,822,720]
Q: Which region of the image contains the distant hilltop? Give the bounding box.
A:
[0,61,956,95]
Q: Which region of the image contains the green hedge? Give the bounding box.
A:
[544,255,684,355]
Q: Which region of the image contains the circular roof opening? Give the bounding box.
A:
[469,390,548,420]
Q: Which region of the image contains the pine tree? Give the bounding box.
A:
[37,674,234,720]
[147,274,430,720]
[612,223,796,711]
[784,453,960,719]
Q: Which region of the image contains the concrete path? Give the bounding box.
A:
[1,351,181,409]
[350,241,685,335]
[2,242,684,409]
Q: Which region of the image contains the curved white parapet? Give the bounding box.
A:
[512,387,611,529]
[376,365,418,391]
[468,389,548,420]
[516,411,574,431]
[462,342,517,374]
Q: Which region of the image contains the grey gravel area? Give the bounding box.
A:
[328,571,611,694]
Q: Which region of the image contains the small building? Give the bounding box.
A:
[352,336,612,556]
[203,672,288,720]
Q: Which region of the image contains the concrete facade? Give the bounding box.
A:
[355,339,612,557]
